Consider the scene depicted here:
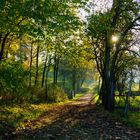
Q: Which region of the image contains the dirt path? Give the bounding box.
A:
[5,93,140,140]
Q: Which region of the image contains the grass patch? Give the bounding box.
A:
[92,93,140,129]
[0,104,50,128]
[91,92,101,104]
[122,112,140,128]
[107,109,140,129]
[0,92,84,135]
[114,95,140,129]
[0,102,67,134]
[71,92,84,101]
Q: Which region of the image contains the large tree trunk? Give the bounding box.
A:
[102,74,116,112]
[102,34,115,112]
[35,45,40,86]
[104,37,113,111]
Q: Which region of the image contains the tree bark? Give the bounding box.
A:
[0,33,10,61]
[62,72,66,88]
[29,43,33,87]
[45,58,51,100]
[101,78,106,107]
[103,35,113,111]
[72,66,76,97]
[53,54,59,85]
[124,69,133,116]
[102,33,115,112]
[35,45,40,86]
[42,54,48,87]
[98,76,101,94]
[139,80,140,91]
[77,81,80,92]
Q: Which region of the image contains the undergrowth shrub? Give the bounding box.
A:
[47,84,68,102]
[0,61,30,103]
[29,86,46,102]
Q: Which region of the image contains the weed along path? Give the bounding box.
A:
[3,93,140,140]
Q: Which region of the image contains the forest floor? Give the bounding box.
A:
[1,93,140,140]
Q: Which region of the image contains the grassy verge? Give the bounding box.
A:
[0,92,84,135]
[93,93,140,129]
[103,109,140,129]
[114,95,140,129]
[0,102,66,133]
[122,112,140,128]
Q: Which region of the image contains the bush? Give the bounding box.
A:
[47,84,68,102]
[0,61,30,103]
[29,86,46,102]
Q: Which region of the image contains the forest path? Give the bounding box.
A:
[8,93,140,140]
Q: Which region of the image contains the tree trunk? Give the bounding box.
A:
[0,34,2,44]
[45,68,49,100]
[103,36,113,111]
[53,55,59,85]
[139,80,140,91]
[45,58,51,100]
[29,43,33,87]
[124,69,133,116]
[124,91,129,117]
[103,77,115,112]
[102,34,115,112]
[101,78,107,107]
[42,54,48,87]
[108,81,115,111]
[35,45,39,86]
[0,33,9,61]
[99,78,105,100]
[77,81,80,92]
[98,76,101,94]
[62,72,66,88]
[53,55,56,84]
[55,59,59,85]
[72,66,76,97]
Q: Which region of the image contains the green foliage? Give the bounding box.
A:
[47,84,68,102]
[0,103,51,134]
[123,112,140,128]
[0,62,29,103]
[115,95,140,108]
[0,92,83,136]
[29,86,47,102]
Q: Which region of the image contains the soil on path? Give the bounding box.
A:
[4,94,140,140]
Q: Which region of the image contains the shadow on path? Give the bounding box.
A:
[3,94,140,140]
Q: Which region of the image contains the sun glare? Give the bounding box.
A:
[112,35,119,43]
